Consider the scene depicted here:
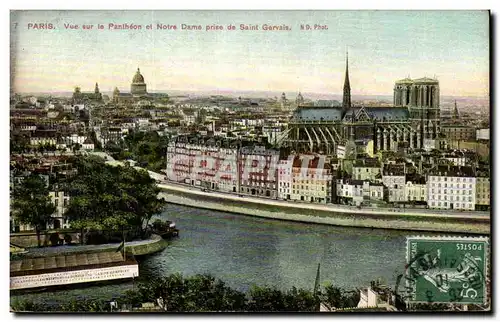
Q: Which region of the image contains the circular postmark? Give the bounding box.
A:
[394,236,489,311]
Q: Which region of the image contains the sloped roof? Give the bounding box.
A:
[357,107,409,121]
[294,106,343,121]
[10,251,131,277]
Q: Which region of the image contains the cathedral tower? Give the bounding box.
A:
[342,50,352,112]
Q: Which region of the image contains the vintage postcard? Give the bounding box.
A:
[9,10,491,313]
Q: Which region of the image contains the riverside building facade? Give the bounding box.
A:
[165,137,489,211]
[426,165,476,210]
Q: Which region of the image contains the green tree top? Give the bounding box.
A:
[11,173,56,247]
[64,156,165,232]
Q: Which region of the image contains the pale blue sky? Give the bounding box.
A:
[10,10,489,96]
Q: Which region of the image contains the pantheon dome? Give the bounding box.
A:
[131,68,147,96]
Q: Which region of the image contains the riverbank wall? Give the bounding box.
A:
[10,231,81,248]
[12,234,168,259]
[127,235,168,256]
[158,185,490,235]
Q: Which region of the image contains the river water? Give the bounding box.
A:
[11,203,447,306]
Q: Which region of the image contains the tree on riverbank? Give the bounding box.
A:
[113,130,170,172]
[321,283,360,310]
[11,273,359,312]
[124,273,247,312]
[64,156,166,238]
[11,174,56,247]
[120,275,357,312]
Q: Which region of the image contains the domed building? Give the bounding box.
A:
[72,82,103,104]
[131,68,147,96]
[111,67,168,104]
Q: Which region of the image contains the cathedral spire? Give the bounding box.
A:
[453,100,460,120]
[342,49,351,111]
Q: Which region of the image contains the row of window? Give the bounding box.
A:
[339,185,383,191]
[430,177,473,183]
[240,187,273,197]
[431,183,473,188]
[292,179,330,184]
[291,190,329,196]
[241,182,276,188]
[430,195,473,202]
[292,183,330,191]
[431,189,472,195]
[292,185,326,191]
[288,195,330,203]
[430,201,474,209]
[292,177,331,184]
[407,190,426,195]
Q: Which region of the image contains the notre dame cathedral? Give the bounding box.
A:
[285,52,442,155]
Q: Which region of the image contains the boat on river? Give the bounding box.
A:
[149,219,179,239]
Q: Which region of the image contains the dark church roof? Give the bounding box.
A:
[294,106,409,122]
[351,106,410,121]
[294,106,343,121]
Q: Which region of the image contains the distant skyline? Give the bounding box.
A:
[11,10,489,97]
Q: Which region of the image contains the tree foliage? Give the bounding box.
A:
[115,130,170,172]
[124,274,247,312]
[10,131,31,154]
[11,273,364,312]
[11,173,56,247]
[11,298,111,313]
[321,283,360,310]
[64,156,165,233]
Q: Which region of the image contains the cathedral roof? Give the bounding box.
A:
[362,106,410,121]
[294,105,410,122]
[294,106,343,121]
[132,68,145,83]
[346,106,409,121]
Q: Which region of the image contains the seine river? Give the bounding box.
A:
[11,203,446,306]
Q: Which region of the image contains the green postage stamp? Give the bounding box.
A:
[405,236,489,305]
